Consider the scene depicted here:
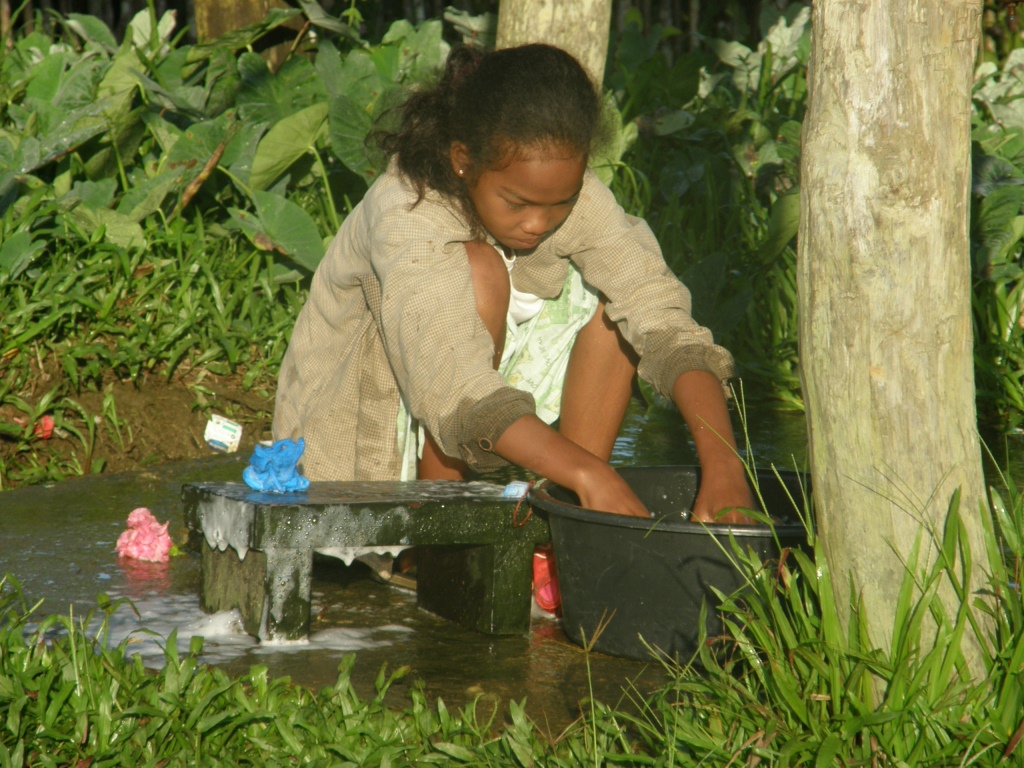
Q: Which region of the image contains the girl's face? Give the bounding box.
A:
[451,143,586,251]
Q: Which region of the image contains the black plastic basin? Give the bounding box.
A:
[528,465,809,662]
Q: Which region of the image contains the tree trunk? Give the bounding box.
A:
[496,0,613,86]
[798,0,988,674]
[193,0,269,42]
[1,0,10,45]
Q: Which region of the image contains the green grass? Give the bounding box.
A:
[0,216,304,488]
[612,468,1024,766]
[0,576,641,768]
[1,218,303,388]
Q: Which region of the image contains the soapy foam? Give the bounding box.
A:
[52,586,414,667]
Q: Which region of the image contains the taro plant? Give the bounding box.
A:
[615,2,1024,429]
[0,2,451,318]
[971,49,1024,430]
[0,3,452,486]
[609,5,810,408]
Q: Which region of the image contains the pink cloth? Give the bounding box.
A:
[115,508,172,563]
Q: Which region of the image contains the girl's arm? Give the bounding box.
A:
[493,373,754,521]
[672,370,754,523]
[493,415,650,517]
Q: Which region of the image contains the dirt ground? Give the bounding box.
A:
[0,365,276,486]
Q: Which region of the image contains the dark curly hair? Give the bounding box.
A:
[372,43,606,232]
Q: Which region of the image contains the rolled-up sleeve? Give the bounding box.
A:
[372,202,535,470]
[561,172,736,399]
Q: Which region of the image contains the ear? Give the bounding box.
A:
[449,142,470,179]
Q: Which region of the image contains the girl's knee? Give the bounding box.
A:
[579,300,639,367]
[464,241,509,360]
[465,241,510,306]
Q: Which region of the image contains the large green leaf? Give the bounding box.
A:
[315,39,346,102]
[11,137,40,175]
[973,154,1024,197]
[125,8,176,55]
[36,102,109,168]
[0,231,45,280]
[0,101,110,177]
[328,93,376,180]
[250,103,328,191]
[65,13,118,52]
[132,69,208,117]
[201,46,243,117]
[63,204,146,249]
[989,100,1024,131]
[295,0,363,45]
[52,55,107,112]
[141,111,183,155]
[229,190,325,272]
[221,127,264,186]
[0,136,15,169]
[97,48,143,100]
[24,52,71,105]
[334,48,389,112]
[976,185,1024,270]
[442,7,496,49]
[760,190,801,260]
[67,178,117,209]
[22,47,105,117]
[153,46,194,96]
[775,119,803,161]
[161,112,235,180]
[116,170,183,221]
[381,18,448,83]
[0,171,17,216]
[83,93,142,181]
[591,94,638,187]
[236,55,324,127]
[321,47,394,181]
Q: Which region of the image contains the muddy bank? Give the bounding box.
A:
[0,365,275,487]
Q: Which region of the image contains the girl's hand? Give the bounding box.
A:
[690,463,756,524]
[574,464,651,518]
[494,415,651,518]
[671,370,756,525]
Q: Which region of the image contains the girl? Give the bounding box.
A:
[273,43,753,523]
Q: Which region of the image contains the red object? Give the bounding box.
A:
[533,544,562,615]
[33,415,54,439]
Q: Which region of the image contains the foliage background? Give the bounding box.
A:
[3,5,1024,765]
[0,0,1022,493]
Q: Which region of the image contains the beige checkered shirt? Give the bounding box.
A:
[273,165,735,481]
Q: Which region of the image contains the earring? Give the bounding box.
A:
[457,168,465,177]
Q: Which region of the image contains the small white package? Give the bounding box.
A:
[204,414,242,453]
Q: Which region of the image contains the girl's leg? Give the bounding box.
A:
[418,241,510,480]
[558,302,639,462]
[418,431,470,479]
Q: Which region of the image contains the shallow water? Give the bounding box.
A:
[0,445,668,728]
[1,398,1021,729]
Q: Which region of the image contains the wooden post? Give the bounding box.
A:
[798,0,989,675]
[495,0,613,86]
[193,0,270,42]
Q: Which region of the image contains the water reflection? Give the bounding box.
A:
[117,557,174,597]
